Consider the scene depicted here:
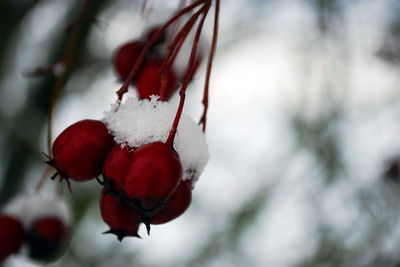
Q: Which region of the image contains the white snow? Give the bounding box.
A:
[2,194,71,228]
[103,96,209,185]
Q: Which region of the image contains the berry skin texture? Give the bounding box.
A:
[0,215,24,262]
[151,180,192,224]
[114,41,143,80]
[103,144,133,192]
[100,190,141,241]
[136,60,178,101]
[124,141,183,210]
[26,217,68,261]
[51,120,115,182]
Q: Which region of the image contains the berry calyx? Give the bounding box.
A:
[123,141,183,210]
[50,120,115,182]
[0,215,24,262]
[136,60,178,101]
[26,217,68,261]
[151,180,192,224]
[103,144,133,192]
[100,190,141,241]
[114,41,143,80]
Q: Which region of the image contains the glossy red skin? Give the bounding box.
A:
[136,60,178,101]
[100,190,140,239]
[52,120,115,181]
[114,41,143,80]
[124,142,182,210]
[103,145,133,192]
[32,217,67,243]
[0,215,24,262]
[151,180,192,224]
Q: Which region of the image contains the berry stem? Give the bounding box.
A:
[34,166,53,193]
[116,0,207,102]
[199,0,219,132]
[166,2,211,148]
[160,5,206,99]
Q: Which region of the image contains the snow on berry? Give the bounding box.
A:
[103,96,209,186]
[0,215,24,262]
[3,194,71,229]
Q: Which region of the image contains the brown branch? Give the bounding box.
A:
[166,2,211,148]
[199,0,219,132]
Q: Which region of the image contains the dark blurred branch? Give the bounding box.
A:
[0,0,110,208]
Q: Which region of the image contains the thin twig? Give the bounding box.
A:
[160,6,206,99]
[166,2,211,148]
[199,0,219,132]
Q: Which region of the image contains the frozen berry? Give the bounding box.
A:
[124,141,182,210]
[103,144,133,192]
[114,41,143,80]
[50,120,115,182]
[0,215,24,262]
[151,180,192,224]
[100,190,141,241]
[26,217,67,261]
[136,60,178,101]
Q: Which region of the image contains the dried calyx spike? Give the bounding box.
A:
[100,189,141,241]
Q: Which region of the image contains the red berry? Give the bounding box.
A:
[100,190,141,241]
[51,120,115,182]
[103,144,133,192]
[151,180,192,224]
[26,217,67,261]
[124,142,182,210]
[0,215,24,262]
[136,60,178,101]
[114,41,143,80]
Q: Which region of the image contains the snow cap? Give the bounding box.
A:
[3,194,71,228]
[103,96,209,185]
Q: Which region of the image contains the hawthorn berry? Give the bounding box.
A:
[136,59,178,101]
[100,190,141,241]
[114,41,143,80]
[123,141,183,210]
[151,180,192,224]
[50,120,115,182]
[102,144,133,192]
[26,217,68,261]
[0,215,24,262]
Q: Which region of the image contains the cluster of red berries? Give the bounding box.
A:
[45,26,204,241]
[113,26,179,102]
[0,196,69,262]
[113,26,201,102]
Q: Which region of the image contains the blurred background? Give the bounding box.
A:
[2,0,400,266]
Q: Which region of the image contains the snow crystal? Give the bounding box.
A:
[103,96,209,184]
[3,194,71,228]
